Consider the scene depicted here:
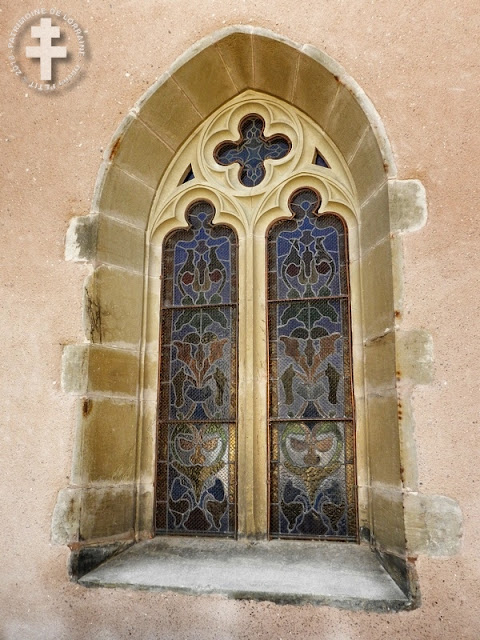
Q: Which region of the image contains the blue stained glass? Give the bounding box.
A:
[156,200,237,537]
[214,114,291,187]
[269,190,347,300]
[314,150,329,168]
[268,188,356,540]
[182,165,195,183]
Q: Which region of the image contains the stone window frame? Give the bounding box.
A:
[54,26,462,599]
[147,91,361,540]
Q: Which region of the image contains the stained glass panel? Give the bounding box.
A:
[314,150,329,168]
[156,201,237,536]
[268,188,357,540]
[214,114,291,187]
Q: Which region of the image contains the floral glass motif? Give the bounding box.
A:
[214,114,291,187]
[268,188,357,540]
[156,200,237,536]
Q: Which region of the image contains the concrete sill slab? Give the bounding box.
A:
[79,537,410,611]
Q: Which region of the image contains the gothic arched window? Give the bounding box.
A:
[153,97,359,542]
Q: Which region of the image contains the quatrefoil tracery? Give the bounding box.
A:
[214,114,291,187]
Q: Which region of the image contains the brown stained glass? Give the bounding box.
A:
[268,188,357,540]
[155,201,238,537]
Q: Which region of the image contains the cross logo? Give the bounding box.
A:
[25,17,67,82]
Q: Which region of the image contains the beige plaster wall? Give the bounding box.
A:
[1,1,479,638]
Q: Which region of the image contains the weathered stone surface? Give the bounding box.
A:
[366,392,402,488]
[405,493,463,556]
[172,45,237,117]
[79,537,411,611]
[109,116,174,190]
[389,179,428,233]
[65,214,98,262]
[359,182,390,250]
[370,488,406,556]
[327,85,370,163]
[364,331,397,393]
[215,32,254,91]
[80,486,136,541]
[96,164,155,228]
[51,488,81,545]
[96,214,145,273]
[361,238,395,340]
[73,397,137,484]
[252,36,299,100]
[293,51,339,129]
[138,75,204,149]
[61,344,89,394]
[349,128,387,204]
[396,329,434,385]
[83,266,143,347]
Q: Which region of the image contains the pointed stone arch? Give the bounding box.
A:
[57,27,440,597]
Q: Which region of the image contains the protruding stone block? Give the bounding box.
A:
[65,214,98,262]
[389,180,428,233]
[396,330,434,385]
[405,493,462,556]
[51,488,81,545]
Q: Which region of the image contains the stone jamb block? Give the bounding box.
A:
[72,396,137,485]
[108,116,174,190]
[360,238,395,341]
[364,331,397,394]
[96,214,146,274]
[83,266,143,347]
[404,493,462,556]
[348,128,387,205]
[359,182,390,251]
[80,485,136,541]
[370,487,406,556]
[96,164,155,229]
[366,391,403,489]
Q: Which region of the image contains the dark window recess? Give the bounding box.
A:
[314,150,329,168]
[181,165,195,184]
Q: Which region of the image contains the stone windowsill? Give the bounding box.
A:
[78,537,411,612]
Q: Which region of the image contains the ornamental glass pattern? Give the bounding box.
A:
[214,114,291,187]
[268,188,357,540]
[156,201,238,536]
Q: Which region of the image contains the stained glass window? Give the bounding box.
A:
[314,150,329,168]
[181,165,195,184]
[214,114,291,187]
[156,200,238,536]
[268,188,357,540]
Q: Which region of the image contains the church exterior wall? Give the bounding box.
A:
[1,1,478,638]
